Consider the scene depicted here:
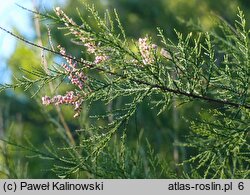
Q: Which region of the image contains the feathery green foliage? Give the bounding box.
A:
[0,4,249,178]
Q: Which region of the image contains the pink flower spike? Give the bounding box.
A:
[42,91,83,117]
[42,96,51,105]
[58,45,87,89]
[138,36,155,65]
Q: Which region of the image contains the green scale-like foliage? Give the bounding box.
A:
[0,4,249,178]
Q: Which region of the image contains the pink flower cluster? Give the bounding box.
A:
[84,41,108,64]
[42,91,83,118]
[48,7,111,118]
[94,55,108,64]
[58,45,86,89]
[138,37,156,65]
[84,42,96,54]
[55,7,108,65]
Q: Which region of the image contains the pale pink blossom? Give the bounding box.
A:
[84,42,96,54]
[138,37,155,65]
[42,91,83,117]
[42,96,51,105]
[94,55,108,64]
[58,45,86,89]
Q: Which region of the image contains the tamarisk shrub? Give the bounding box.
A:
[0,4,249,178]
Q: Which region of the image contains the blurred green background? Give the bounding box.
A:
[0,0,250,178]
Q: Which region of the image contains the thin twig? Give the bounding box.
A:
[32,1,75,145]
[0,26,249,110]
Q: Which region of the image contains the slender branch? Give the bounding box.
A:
[0,26,249,110]
[32,1,75,146]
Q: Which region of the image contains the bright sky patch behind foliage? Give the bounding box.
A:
[0,0,65,84]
